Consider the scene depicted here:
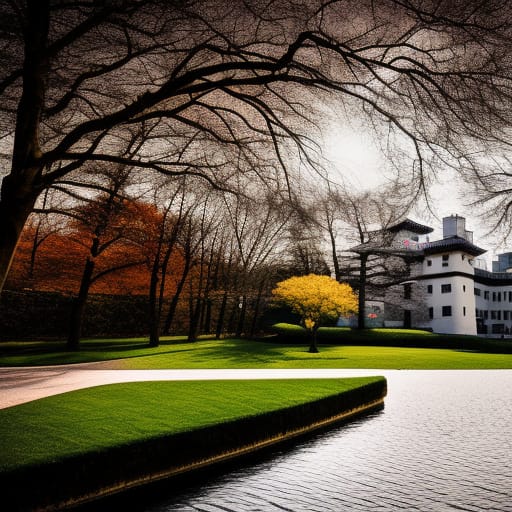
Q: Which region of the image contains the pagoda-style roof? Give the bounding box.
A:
[350,240,423,258]
[387,218,434,235]
[422,236,486,257]
[351,235,486,258]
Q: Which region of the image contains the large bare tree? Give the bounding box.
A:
[2,0,512,294]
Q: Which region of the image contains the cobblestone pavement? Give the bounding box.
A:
[143,371,512,512]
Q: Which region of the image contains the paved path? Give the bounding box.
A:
[0,364,387,409]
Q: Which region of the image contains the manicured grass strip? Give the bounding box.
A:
[106,342,512,369]
[1,337,512,368]
[0,377,383,472]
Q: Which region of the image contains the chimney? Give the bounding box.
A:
[443,215,466,238]
[443,215,467,239]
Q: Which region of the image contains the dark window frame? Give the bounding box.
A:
[442,306,452,317]
[441,284,452,294]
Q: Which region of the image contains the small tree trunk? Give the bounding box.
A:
[235,295,246,338]
[203,299,212,334]
[188,297,201,342]
[67,257,95,351]
[148,245,162,347]
[163,260,191,334]
[227,299,238,334]
[249,283,265,338]
[357,253,368,329]
[308,326,319,353]
[215,291,228,339]
[329,229,341,282]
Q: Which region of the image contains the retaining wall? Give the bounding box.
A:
[2,378,386,511]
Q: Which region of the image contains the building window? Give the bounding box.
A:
[429,307,434,319]
[441,284,452,293]
[463,285,466,292]
[491,310,502,320]
[484,310,489,320]
[463,306,466,316]
[442,254,449,267]
[427,260,432,267]
[427,284,433,294]
[492,324,505,334]
[504,311,510,321]
[484,291,489,300]
[498,292,502,302]
[509,292,512,302]
[404,283,412,299]
[475,288,481,296]
[493,292,497,302]
[442,306,452,317]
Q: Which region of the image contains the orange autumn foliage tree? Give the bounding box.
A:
[6,200,190,298]
[5,199,191,347]
[6,213,151,296]
[6,227,154,295]
[272,274,358,353]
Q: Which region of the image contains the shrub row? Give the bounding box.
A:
[271,323,512,353]
[0,290,150,340]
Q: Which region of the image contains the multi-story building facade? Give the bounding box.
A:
[352,214,512,336]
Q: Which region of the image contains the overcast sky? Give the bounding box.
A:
[322,118,504,269]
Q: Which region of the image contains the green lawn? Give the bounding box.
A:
[0,377,382,472]
[1,336,512,369]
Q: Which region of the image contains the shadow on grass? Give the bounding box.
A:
[3,330,510,368]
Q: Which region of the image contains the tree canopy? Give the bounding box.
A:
[272,273,358,352]
[2,0,512,293]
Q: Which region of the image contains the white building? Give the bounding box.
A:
[352,215,512,336]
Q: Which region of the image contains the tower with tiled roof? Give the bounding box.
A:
[417,215,486,335]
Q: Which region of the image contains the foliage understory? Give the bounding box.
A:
[0,378,382,473]
[1,330,511,369]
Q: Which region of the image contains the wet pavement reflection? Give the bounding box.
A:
[144,371,512,512]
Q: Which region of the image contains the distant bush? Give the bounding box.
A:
[270,323,512,353]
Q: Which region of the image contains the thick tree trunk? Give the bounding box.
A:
[0,2,50,294]
[67,258,95,351]
[0,184,38,293]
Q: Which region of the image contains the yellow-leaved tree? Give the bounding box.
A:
[272,274,358,353]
